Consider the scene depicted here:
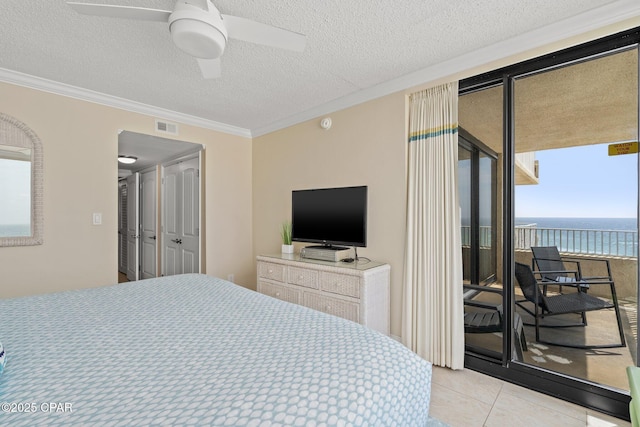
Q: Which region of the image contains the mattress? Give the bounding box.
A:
[0,274,435,426]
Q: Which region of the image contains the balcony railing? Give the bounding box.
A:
[461,226,493,248]
[462,225,638,257]
[514,225,638,257]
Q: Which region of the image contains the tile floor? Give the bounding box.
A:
[429,366,631,427]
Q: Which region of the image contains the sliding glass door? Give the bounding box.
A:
[459,28,640,419]
[513,46,638,391]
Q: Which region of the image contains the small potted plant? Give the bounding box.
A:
[281,221,293,254]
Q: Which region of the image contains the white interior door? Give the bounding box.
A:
[126,173,139,281]
[180,159,200,274]
[163,164,180,276]
[162,156,200,276]
[140,168,157,279]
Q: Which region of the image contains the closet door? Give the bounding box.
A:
[125,173,139,281]
[179,159,200,274]
[118,181,128,274]
[162,156,200,276]
[140,168,158,279]
[163,163,181,276]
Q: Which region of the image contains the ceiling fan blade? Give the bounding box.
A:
[66,2,171,22]
[221,14,306,52]
[196,57,221,79]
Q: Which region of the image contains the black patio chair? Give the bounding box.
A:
[531,246,591,293]
[463,284,528,360]
[514,262,625,349]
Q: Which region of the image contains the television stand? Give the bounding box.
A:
[300,245,351,262]
[257,254,390,335]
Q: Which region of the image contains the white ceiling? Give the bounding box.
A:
[1,1,639,138]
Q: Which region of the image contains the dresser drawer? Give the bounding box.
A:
[303,293,359,323]
[288,267,319,289]
[257,281,301,304]
[258,262,286,282]
[319,272,360,298]
[256,255,389,335]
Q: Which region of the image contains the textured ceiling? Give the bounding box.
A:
[1,1,639,136]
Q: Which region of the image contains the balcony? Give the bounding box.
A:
[464,225,638,391]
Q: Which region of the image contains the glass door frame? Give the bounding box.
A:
[459,129,498,288]
[459,27,640,419]
[460,129,501,359]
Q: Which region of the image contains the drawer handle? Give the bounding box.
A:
[325,305,331,310]
[298,275,304,280]
[268,269,273,273]
[275,292,281,297]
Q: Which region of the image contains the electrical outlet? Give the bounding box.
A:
[227,274,234,283]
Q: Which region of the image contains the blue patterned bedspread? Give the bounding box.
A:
[0,274,433,426]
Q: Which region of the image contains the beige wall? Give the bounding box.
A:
[0,82,253,297]
[252,93,408,336]
[252,20,640,338]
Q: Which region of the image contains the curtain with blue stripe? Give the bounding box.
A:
[402,82,465,369]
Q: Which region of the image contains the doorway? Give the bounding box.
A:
[117,131,204,281]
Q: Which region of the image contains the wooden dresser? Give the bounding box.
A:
[256,254,390,335]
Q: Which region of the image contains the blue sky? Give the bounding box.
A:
[515,143,637,218]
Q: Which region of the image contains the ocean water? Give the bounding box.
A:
[0,224,30,237]
[515,217,637,231]
[515,217,638,257]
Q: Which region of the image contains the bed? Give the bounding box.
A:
[0,274,440,426]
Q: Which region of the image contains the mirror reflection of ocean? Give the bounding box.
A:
[0,224,30,237]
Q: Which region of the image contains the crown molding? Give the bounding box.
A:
[0,68,252,139]
[251,0,640,137]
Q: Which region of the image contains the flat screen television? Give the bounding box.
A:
[291,186,367,248]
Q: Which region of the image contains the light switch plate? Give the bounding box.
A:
[92,213,102,225]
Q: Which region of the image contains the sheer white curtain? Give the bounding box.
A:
[402,82,465,370]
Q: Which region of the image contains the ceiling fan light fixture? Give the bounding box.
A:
[67,0,305,80]
[118,155,137,165]
[170,18,226,59]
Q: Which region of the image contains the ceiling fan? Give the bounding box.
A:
[66,0,306,79]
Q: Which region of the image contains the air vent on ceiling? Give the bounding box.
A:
[155,119,179,135]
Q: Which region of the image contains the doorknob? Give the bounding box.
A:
[150,236,156,240]
[171,238,183,244]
